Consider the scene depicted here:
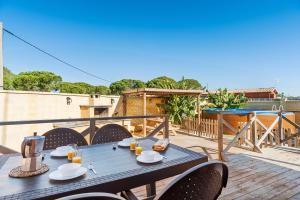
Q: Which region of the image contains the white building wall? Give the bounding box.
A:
[0,90,120,150]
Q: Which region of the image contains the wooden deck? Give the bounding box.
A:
[132,134,300,200]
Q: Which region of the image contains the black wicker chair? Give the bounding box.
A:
[156,161,228,200]
[122,161,228,200]
[42,128,88,150]
[91,124,132,145]
[57,192,126,200]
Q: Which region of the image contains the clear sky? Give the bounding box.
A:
[0,0,300,95]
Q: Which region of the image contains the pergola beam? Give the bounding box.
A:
[123,88,203,97]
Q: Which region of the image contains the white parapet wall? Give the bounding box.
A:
[0,90,120,150]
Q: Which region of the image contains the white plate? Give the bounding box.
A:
[49,167,87,180]
[50,150,68,157]
[117,138,134,147]
[117,141,130,147]
[50,146,73,157]
[137,154,164,164]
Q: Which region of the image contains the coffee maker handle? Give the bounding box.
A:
[21,139,30,158]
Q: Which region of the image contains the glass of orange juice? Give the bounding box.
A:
[67,150,76,161]
[72,150,82,164]
[135,146,142,156]
[67,144,77,161]
[130,139,137,151]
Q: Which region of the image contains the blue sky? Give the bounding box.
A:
[0,0,300,95]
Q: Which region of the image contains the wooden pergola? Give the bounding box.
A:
[122,88,204,136]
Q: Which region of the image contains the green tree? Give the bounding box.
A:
[12,71,62,92]
[110,79,145,95]
[3,67,15,90]
[56,82,86,94]
[71,82,95,94]
[56,82,110,94]
[208,88,247,110]
[146,76,177,89]
[93,85,110,95]
[177,78,202,89]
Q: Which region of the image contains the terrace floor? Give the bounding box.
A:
[132,133,300,200]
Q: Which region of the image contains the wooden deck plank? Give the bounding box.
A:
[229,160,288,183]
[234,170,300,200]
[220,167,292,199]
[132,134,300,199]
[274,184,300,199]
[273,178,300,200]
[265,177,300,200]
[289,192,300,200]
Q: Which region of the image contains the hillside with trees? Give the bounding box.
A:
[2,68,203,96]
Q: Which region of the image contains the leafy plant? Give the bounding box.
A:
[164,95,196,124]
[161,78,202,124]
[208,88,247,110]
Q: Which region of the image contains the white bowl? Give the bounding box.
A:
[141,151,158,161]
[58,163,81,177]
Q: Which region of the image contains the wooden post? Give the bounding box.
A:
[0,22,3,90]
[287,129,292,147]
[251,113,258,152]
[89,119,96,144]
[122,95,127,116]
[217,113,224,161]
[278,111,283,145]
[122,95,127,126]
[143,92,147,137]
[164,115,169,139]
[197,94,201,136]
[146,182,156,198]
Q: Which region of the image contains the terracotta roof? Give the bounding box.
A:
[203,87,278,95]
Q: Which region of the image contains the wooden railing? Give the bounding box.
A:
[182,111,300,161]
[181,117,218,139]
[219,111,300,161]
[0,115,169,154]
[237,123,300,149]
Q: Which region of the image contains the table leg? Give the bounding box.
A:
[146,182,156,198]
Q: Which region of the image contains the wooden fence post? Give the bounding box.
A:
[278,111,283,145]
[251,113,259,152]
[217,113,224,161]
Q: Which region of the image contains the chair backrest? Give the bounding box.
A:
[91,124,132,145]
[155,161,228,200]
[42,128,88,150]
[57,192,126,200]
